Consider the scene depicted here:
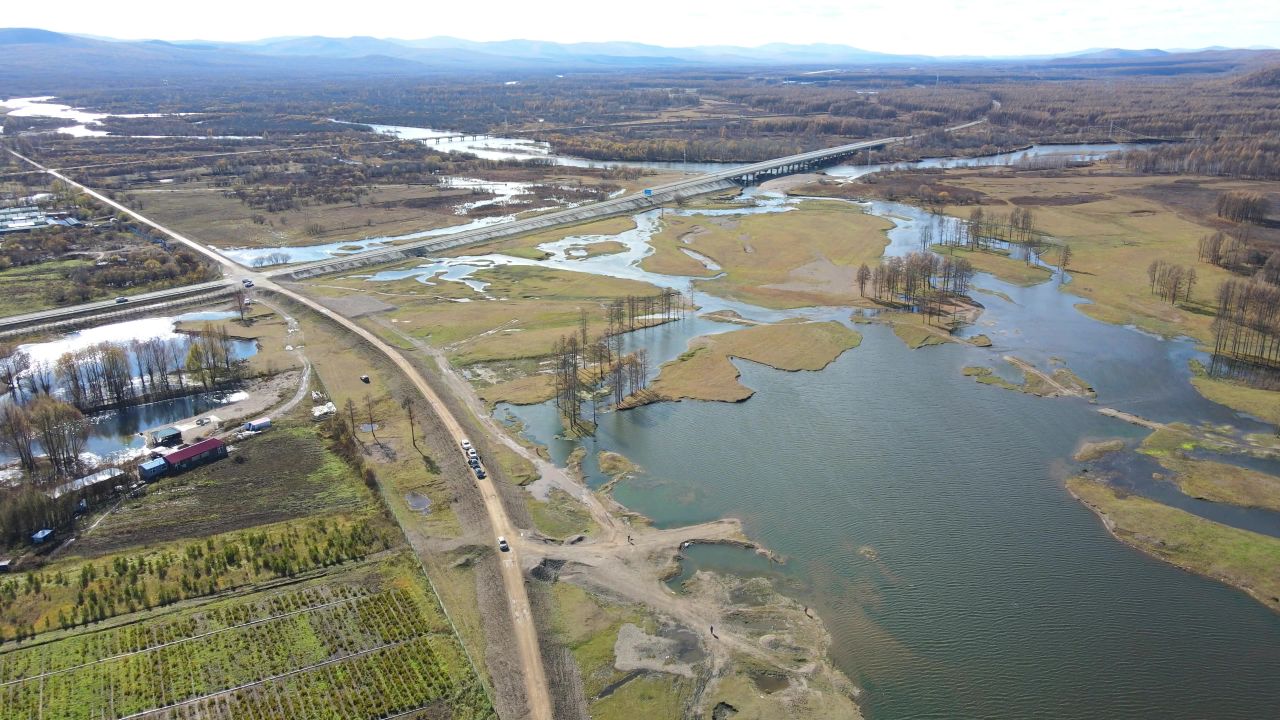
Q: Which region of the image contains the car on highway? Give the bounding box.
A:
[114,297,128,304]
[497,536,509,552]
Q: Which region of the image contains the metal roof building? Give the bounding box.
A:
[139,458,169,481]
[162,437,228,472]
[151,427,183,447]
[51,467,125,499]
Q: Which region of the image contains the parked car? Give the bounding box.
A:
[497,536,509,552]
[360,375,371,384]
[461,440,472,451]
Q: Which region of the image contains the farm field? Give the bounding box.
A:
[0,555,494,720]
[136,182,476,249]
[72,410,375,557]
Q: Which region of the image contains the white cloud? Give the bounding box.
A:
[6,0,1278,55]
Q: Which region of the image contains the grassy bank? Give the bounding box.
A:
[1135,422,1280,512]
[646,321,861,404]
[1067,477,1280,612]
[1189,373,1280,426]
[305,264,666,366]
[1163,457,1280,512]
[477,373,557,408]
[935,166,1241,341]
[642,201,892,309]
[883,312,955,349]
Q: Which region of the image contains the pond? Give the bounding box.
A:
[1,311,257,466]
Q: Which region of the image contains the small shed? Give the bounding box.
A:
[243,417,272,432]
[162,437,228,473]
[51,467,126,499]
[151,427,183,447]
[31,529,53,544]
[139,458,169,482]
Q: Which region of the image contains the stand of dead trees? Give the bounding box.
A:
[864,251,976,322]
[1146,260,1197,304]
[1210,278,1280,384]
[1216,191,1271,224]
[552,290,683,434]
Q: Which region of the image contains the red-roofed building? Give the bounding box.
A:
[162,438,228,472]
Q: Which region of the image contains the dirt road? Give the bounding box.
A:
[238,289,554,720]
[373,319,624,542]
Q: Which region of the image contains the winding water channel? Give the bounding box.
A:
[11,130,1278,715]
[357,144,1280,719]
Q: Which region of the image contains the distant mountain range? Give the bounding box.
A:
[0,27,1276,91]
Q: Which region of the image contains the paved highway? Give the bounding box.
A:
[0,280,234,335]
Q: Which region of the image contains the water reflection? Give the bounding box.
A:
[1,311,257,465]
[480,150,1280,719]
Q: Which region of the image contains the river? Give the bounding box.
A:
[356,144,1280,719]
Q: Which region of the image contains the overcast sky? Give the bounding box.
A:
[7,0,1278,56]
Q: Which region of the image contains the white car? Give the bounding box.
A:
[461,440,472,451]
[497,536,510,552]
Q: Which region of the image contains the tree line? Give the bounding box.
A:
[859,251,976,313]
[1125,139,1280,181]
[1216,191,1271,224]
[551,291,685,433]
[1,325,242,416]
[1146,260,1198,304]
[1210,278,1280,383]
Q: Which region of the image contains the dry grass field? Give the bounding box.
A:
[643,201,893,308]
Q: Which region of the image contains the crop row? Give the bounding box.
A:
[169,636,492,720]
[0,583,370,683]
[0,589,443,719]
